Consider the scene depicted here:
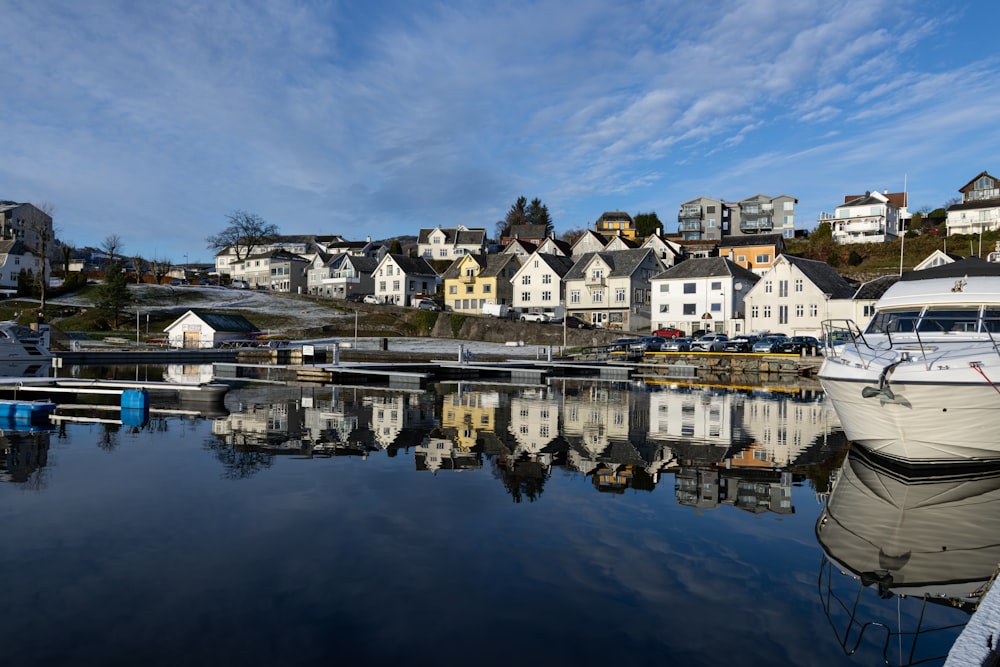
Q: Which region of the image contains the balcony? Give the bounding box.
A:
[678,208,702,222]
[586,276,605,287]
[461,274,476,284]
[679,221,703,232]
[740,217,773,232]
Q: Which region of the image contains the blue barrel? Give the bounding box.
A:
[121,389,149,410]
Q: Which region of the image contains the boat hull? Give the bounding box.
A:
[819,372,1000,464]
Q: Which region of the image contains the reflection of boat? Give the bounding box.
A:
[815,449,1000,664]
[819,258,1000,465]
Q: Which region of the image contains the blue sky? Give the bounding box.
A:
[3,0,998,262]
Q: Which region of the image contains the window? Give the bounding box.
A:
[465,285,473,293]
[615,288,626,303]
[765,281,772,293]
[433,237,440,244]
[795,304,804,317]
[763,305,772,318]
[710,281,722,290]
[756,254,770,264]
[379,281,386,291]
[810,304,818,317]
[707,219,716,228]
[392,280,400,291]
[784,201,794,211]
[449,285,457,294]
[659,304,670,313]
[521,275,531,285]
[737,255,746,263]
[710,302,721,312]
[659,283,669,293]
[707,205,716,213]
[591,269,603,281]
[778,305,788,324]
[542,291,552,301]
[542,274,551,284]
[483,284,492,293]
[683,304,696,315]
[794,279,803,292]
[683,282,696,294]
[751,305,759,318]
[570,290,580,304]
[521,291,530,301]
[779,280,788,298]
[593,290,604,303]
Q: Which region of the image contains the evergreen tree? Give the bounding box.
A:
[633,212,663,238]
[527,198,554,236]
[95,263,132,328]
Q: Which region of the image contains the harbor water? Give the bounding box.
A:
[0,372,984,666]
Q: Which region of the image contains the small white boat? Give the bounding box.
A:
[819,258,1000,465]
[0,321,51,362]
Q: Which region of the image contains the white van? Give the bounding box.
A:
[231,280,250,289]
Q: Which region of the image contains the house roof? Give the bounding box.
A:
[536,237,572,256]
[531,253,576,277]
[780,254,856,298]
[441,253,519,279]
[957,171,997,193]
[331,254,378,273]
[387,253,438,276]
[851,274,899,300]
[506,224,548,239]
[167,309,258,334]
[564,248,656,280]
[571,230,609,249]
[0,240,32,256]
[843,191,908,209]
[596,211,634,224]
[417,227,487,245]
[503,239,537,254]
[717,234,786,249]
[652,256,760,283]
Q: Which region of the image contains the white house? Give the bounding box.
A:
[0,240,42,296]
[743,254,857,337]
[826,190,908,245]
[230,249,310,293]
[307,253,377,299]
[570,230,608,257]
[163,310,259,349]
[510,252,576,318]
[946,171,1000,236]
[650,257,759,336]
[417,226,487,260]
[373,254,439,306]
[562,248,665,330]
[0,201,53,257]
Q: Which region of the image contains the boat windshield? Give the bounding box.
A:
[985,308,1000,333]
[866,310,920,334]
[917,307,981,333]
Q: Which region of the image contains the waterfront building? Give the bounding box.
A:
[677,194,797,241]
[509,251,575,318]
[946,171,1000,235]
[563,248,664,330]
[164,309,259,349]
[717,234,786,276]
[820,190,908,245]
[441,253,521,314]
[649,257,759,336]
[0,240,43,297]
[229,248,310,292]
[306,252,377,299]
[373,253,439,306]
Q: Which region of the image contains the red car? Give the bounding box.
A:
[652,327,683,339]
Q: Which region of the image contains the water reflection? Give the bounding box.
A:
[196,381,846,507]
[816,449,1000,664]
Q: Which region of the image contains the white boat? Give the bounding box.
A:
[818,258,1000,465]
[0,321,51,362]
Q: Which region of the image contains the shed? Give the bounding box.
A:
[163,309,259,349]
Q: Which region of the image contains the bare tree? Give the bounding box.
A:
[131,254,146,284]
[149,257,172,284]
[58,241,75,276]
[24,202,55,312]
[206,210,278,262]
[101,234,124,267]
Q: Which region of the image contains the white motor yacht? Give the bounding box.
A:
[819,258,1000,465]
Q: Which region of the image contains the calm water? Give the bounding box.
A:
[0,376,981,666]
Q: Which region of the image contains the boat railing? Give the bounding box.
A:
[821,319,880,368]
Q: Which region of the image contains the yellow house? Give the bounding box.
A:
[717,234,786,276]
[441,390,499,451]
[442,253,521,314]
[595,211,637,241]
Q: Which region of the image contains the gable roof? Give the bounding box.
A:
[506,224,548,239]
[571,230,608,249]
[417,227,487,245]
[536,237,572,256]
[385,253,438,276]
[167,309,258,334]
[717,234,786,250]
[564,248,657,280]
[528,252,576,277]
[503,238,537,254]
[0,240,33,256]
[652,256,760,283]
[843,191,908,209]
[779,255,856,298]
[851,274,899,300]
[957,171,997,193]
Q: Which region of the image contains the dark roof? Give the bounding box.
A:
[781,255,856,298]
[533,253,576,277]
[331,254,378,273]
[901,256,1000,281]
[506,224,548,239]
[185,310,258,333]
[417,227,487,245]
[652,256,760,283]
[717,234,786,249]
[851,274,899,300]
[948,199,1000,211]
[0,239,31,255]
[503,239,537,253]
[596,211,634,224]
[565,248,657,280]
[538,238,572,255]
[387,253,438,277]
[843,191,908,209]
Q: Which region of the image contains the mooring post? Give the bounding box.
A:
[547,346,553,362]
[459,344,464,364]
[333,342,340,366]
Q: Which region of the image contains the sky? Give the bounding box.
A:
[3,0,999,263]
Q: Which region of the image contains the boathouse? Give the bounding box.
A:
[164,310,259,349]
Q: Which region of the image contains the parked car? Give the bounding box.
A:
[563,316,593,329]
[630,336,667,353]
[416,298,440,311]
[345,293,364,303]
[609,337,640,352]
[520,312,549,322]
[662,337,693,352]
[362,294,381,304]
[652,327,683,339]
[231,279,250,289]
[170,279,189,286]
[752,335,787,353]
[691,333,729,352]
[724,335,759,352]
[775,335,821,355]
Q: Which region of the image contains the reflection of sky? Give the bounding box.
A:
[0,415,964,666]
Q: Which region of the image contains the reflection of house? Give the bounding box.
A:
[415,432,482,472]
[508,390,561,456]
[736,392,840,467]
[648,389,734,444]
[164,310,259,349]
[0,431,50,483]
[441,390,502,451]
[946,171,1000,235]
